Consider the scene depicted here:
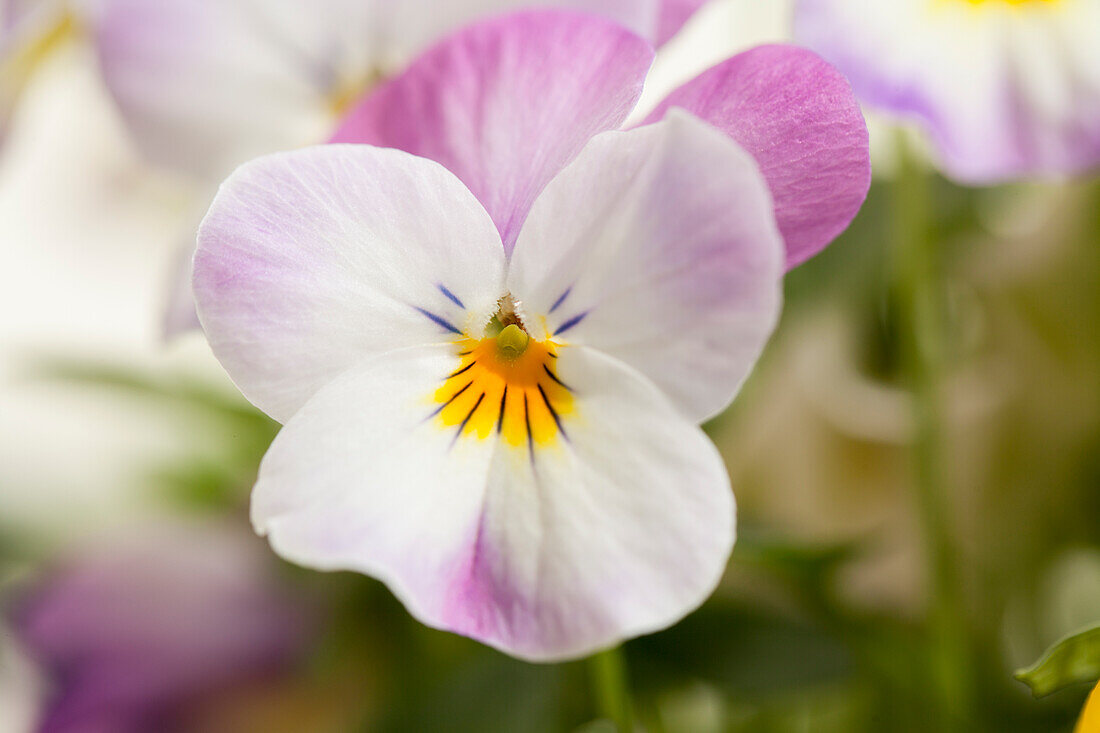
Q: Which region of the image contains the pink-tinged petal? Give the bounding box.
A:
[644,44,871,269]
[793,0,1100,182]
[193,144,506,423]
[655,0,709,44]
[254,343,733,661]
[509,112,784,423]
[331,10,654,254]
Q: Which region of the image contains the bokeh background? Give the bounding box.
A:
[1,1,1098,731]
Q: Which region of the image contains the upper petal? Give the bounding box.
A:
[508,111,784,423]
[644,44,871,269]
[91,0,376,181]
[193,144,506,423]
[254,342,733,661]
[793,0,1100,182]
[331,9,655,254]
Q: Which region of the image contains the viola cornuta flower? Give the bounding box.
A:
[194,10,869,661]
[794,0,1100,182]
[196,114,782,661]
[90,0,708,183]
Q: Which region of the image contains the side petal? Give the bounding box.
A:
[508,111,784,423]
[91,0,374,181]
[193,144,506,423]
[254,344,733,661]
[644,44,871,269]
[793,0,1100,182]
[331,10,655,254]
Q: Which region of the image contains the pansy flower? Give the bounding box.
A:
[794,0,1100,182]
[194,11,869,660]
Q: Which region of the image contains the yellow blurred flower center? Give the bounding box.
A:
[432,330,573,451]
[953,0,1060,5]
[327,67,383,117]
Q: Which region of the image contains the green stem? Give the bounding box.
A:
[891,131,972,730]
[588,646,634,732]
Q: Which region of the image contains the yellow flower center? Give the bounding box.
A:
[432,330,573,452]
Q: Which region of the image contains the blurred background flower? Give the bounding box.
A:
[6,522,313,733]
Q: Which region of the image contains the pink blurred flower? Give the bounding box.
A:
[89,0,710,183]
[794,0,1100,182]
[11,524,311,733]
[82,0,714,334]
[192,11,869,660]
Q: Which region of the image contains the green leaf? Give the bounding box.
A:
[1015,623,1100,697]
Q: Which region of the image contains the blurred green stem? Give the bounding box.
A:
[891,130,973,730]
[588,646,633,732]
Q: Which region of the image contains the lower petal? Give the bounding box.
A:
[254,343,734,661]
[443,346,734,661]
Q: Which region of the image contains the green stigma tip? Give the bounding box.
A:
[497,324,530,359]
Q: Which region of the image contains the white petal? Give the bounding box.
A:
[508,111,784,422]
[254,343,734,661]
[193,144,506,423]
[445,346,735,661]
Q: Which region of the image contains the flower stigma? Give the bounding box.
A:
[431,296,572,454]
[496,324,530,360]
